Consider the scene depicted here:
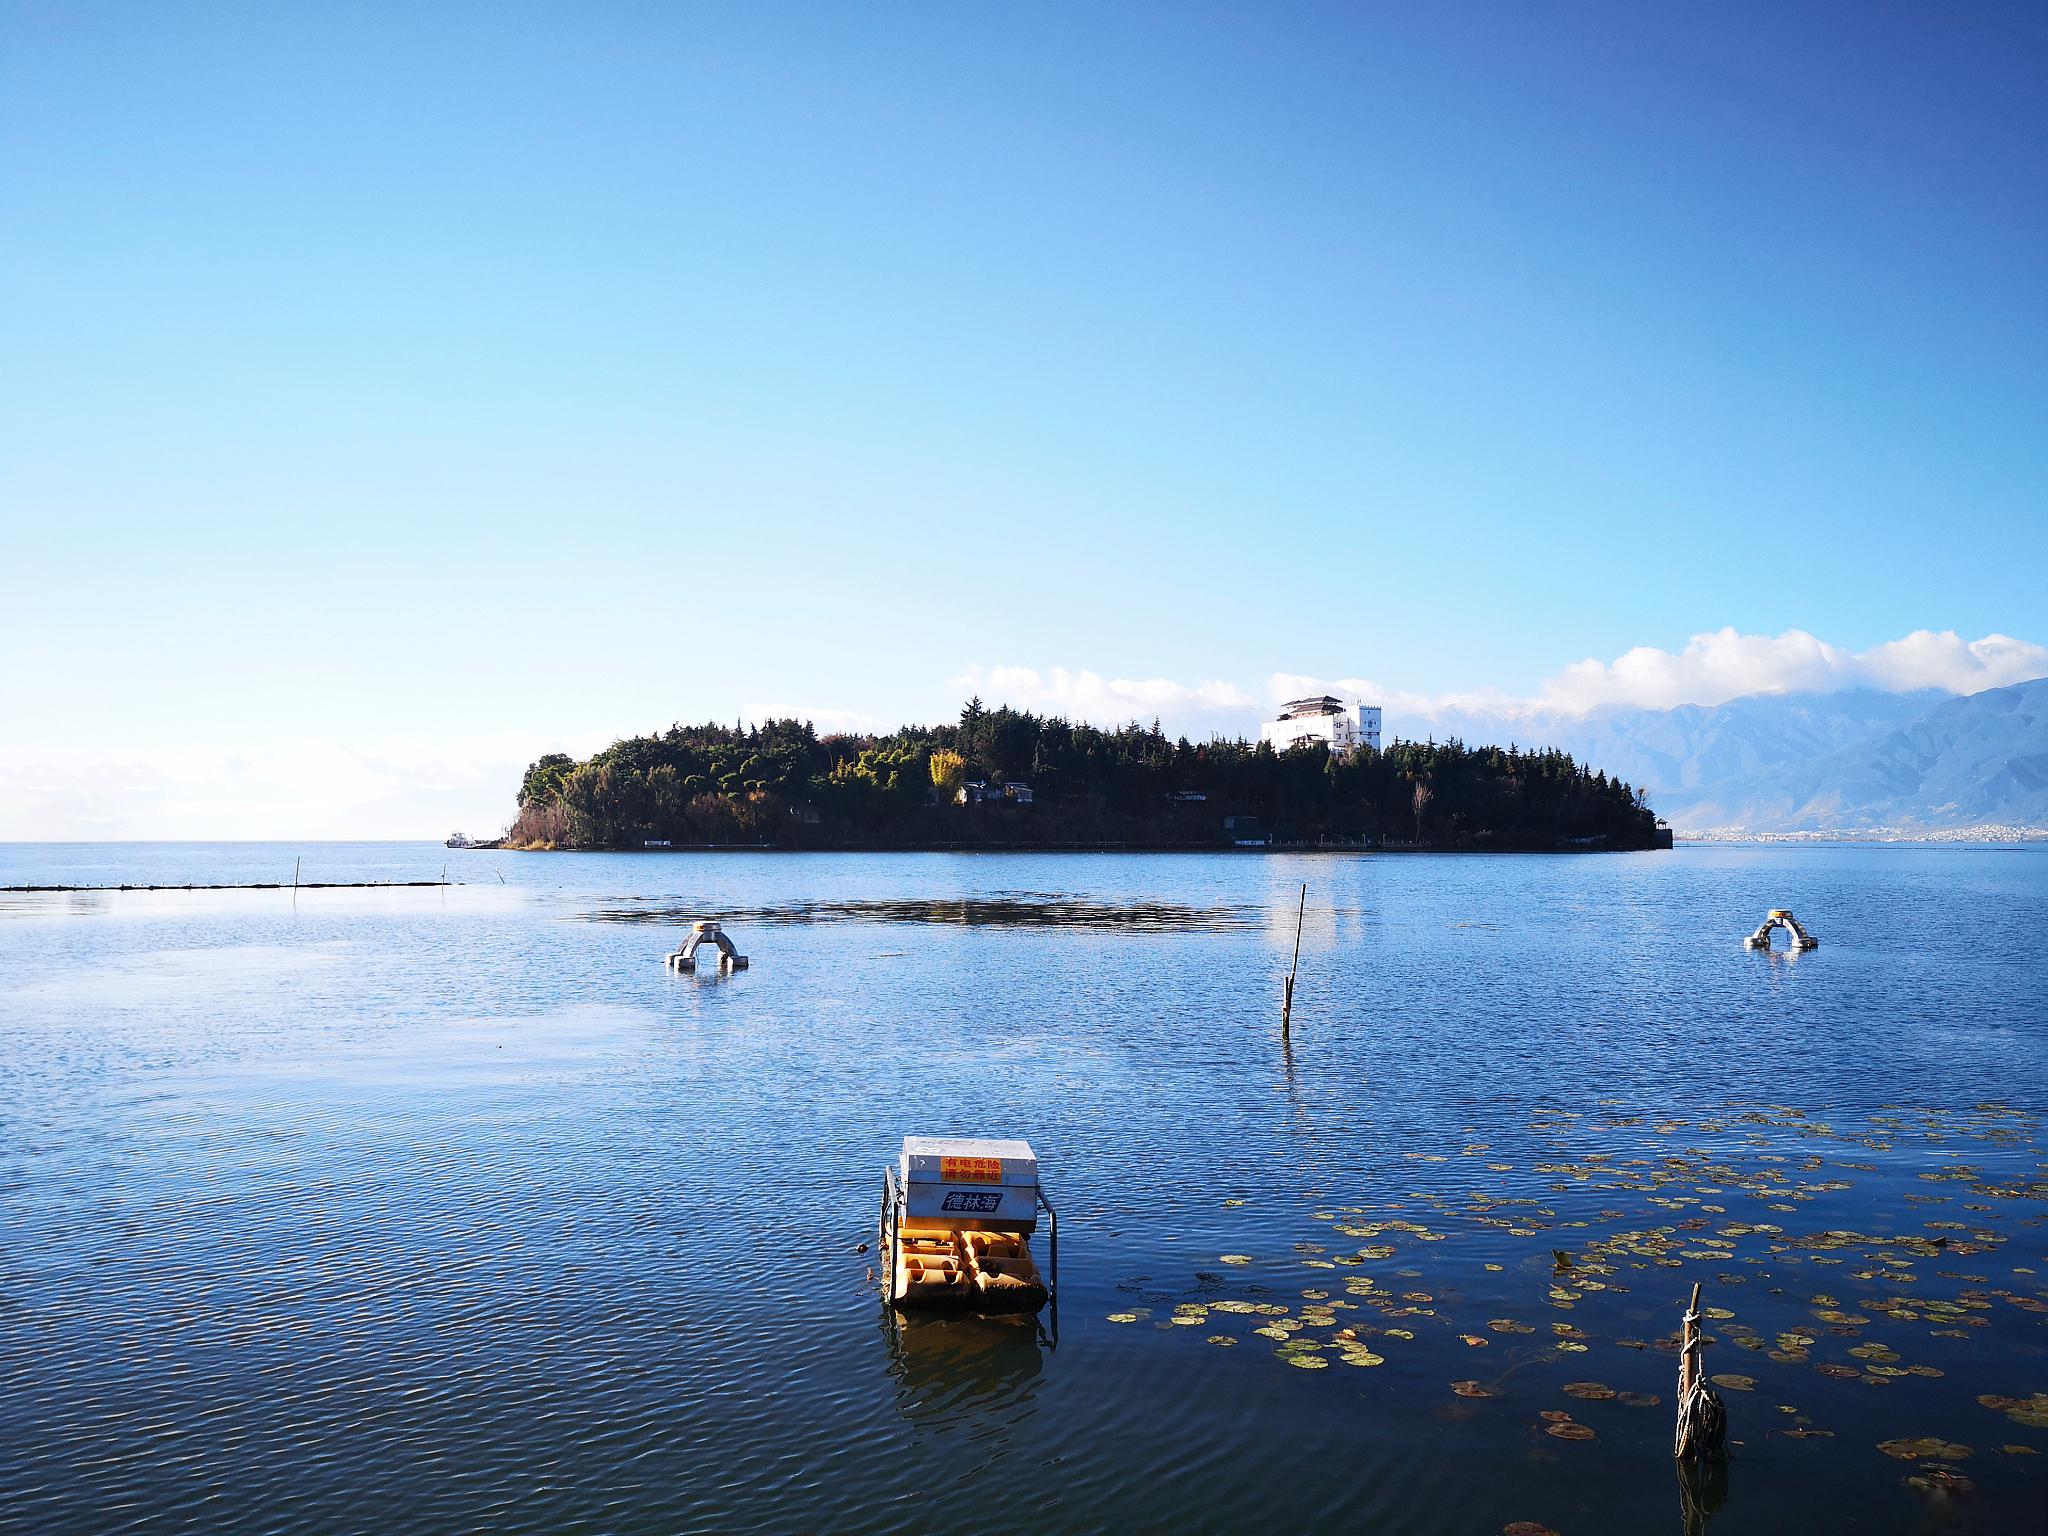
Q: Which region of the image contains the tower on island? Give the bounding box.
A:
[1259,695,1382,756]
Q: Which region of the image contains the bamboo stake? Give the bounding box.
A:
[1281,882,1306,1033]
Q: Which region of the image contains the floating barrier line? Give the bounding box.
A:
[3,881,456,892]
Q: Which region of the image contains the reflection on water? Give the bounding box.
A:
[0,888,110,920]
[882,1312,1048,1428]
[1677,1456,1732,1536]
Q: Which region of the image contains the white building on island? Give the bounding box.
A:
[1259,695,1382,756]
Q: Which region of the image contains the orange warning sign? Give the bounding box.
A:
[940,1156,1004,1183]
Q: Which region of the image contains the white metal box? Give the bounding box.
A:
[899,1136,1039,1227]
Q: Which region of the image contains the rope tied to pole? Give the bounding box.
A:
[1674,1285,1728,1462]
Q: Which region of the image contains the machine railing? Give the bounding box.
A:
[1034,1187,1059,1347]
[880,1164,905,1303]
[1035,1187,1058,1304]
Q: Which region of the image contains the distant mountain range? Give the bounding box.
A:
[1405,678,2048,836]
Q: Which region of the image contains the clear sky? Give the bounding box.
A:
[3,3,2043,836]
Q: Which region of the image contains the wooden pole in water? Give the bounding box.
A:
[293,857,300,890]
[1674,1281,1728,1461]
[1282,882,1306,1033]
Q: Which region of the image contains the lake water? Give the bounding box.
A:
[2,842,2044,1535]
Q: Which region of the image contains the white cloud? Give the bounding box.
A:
[741,704,887,736]
[1852,630,2048,696]
[952,665,1257,724]
[1536,628,2048,713]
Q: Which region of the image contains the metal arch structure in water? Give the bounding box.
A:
[1743,908,1820,950]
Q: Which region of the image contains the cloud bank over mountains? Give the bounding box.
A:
[1536,628,2048,713]
[960,628,2048,731]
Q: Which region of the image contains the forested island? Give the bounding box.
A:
[506,701,1664,852]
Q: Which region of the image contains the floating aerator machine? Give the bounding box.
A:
[880,1136,1055,1313]
[666,920,747,973]
[1743,908,1819,951]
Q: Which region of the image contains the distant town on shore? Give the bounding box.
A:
[497,696,1666,853]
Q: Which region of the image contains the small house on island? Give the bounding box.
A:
[1259,695,1382,756]
[956,781,1034,806]
[1222,814,1265,847]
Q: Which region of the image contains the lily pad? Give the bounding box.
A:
[1978,1392,2048,1428]
[1903,1468,1974,1495]
[1877,1437,1970,1461]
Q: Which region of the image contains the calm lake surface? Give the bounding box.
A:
[2,842,2044,1535]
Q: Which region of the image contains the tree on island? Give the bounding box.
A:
[928,749,967,801]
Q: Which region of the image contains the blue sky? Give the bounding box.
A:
[3,3,2044,835]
